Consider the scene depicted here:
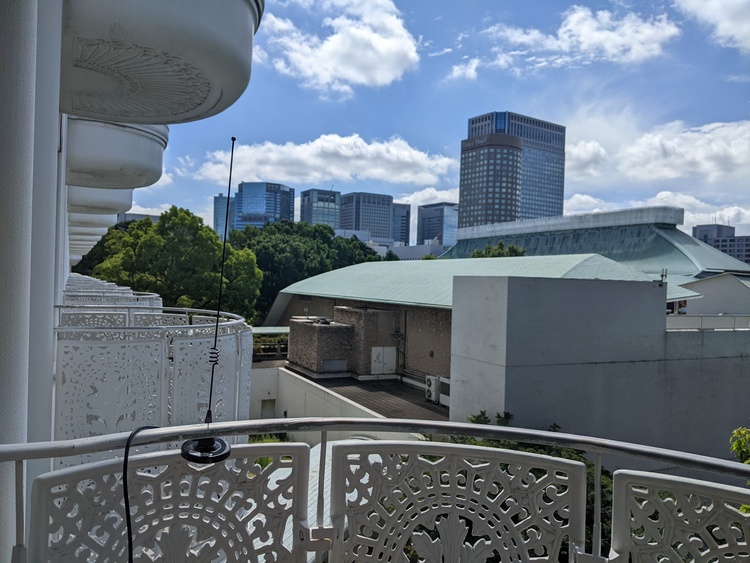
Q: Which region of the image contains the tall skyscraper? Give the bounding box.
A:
[300,189,341,228]
[340,192,393,241]
[212,193,235,239]
[458,111,565,228]
[392,203,411,245]
[233,181,294,230]
[417,202,459,246]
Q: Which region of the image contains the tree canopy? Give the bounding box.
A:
[228,221,380,323]
[74,207,262,320]
[76,213,382,324]
[470,240,525,258]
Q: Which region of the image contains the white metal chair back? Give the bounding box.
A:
[29,443,310,562]
[329,440,588,562]
[610,469,750,562]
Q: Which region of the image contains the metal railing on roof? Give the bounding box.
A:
[4,417,750,562]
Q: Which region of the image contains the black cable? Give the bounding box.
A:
[123,425,158,562]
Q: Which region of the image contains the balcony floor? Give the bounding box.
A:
[313,377,449,421]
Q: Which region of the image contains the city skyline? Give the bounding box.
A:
[128,1,750,241]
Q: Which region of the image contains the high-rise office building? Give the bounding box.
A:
[212,193,235,239]
[458,133,523,228]
[340,192,393,241]
[392,203,411,245]
[233,181,294,230]
[693,224,750,265]
[458,111,565,228]
[417,202,459,246]
[300,189,341,228]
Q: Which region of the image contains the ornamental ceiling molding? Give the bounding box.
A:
[71,38,213,120]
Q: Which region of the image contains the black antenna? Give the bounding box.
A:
[180,136,237,464]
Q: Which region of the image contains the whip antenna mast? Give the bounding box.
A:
[180,136,237,464]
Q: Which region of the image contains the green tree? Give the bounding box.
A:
[470,241,525,258]
[81,207,262,320]
[421,253,437,260]
[229,222,380,324]
[731,426,750,464]
[384,249,400,261]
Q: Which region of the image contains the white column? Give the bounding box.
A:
[27,0,63,507]
[0,1,37,555]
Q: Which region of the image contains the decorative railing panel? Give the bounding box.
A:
[54,323,252,457]
[132,312,189,326]
[55,337,165,442]
[29,443,311,562]
[237,329,253,420]
[329,440,587,562]
[59,310,128,327]
[9,419,750,562]
[63,292,162,308]
[610,470,750,562]
[169,332,239,426]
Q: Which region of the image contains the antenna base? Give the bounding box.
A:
[180,437,231,464]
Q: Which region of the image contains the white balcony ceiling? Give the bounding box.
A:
[68,212,118,228]
[68,186,133,214]
[66,118,168,188]
[69,226,109,237]
[60,0,264,124]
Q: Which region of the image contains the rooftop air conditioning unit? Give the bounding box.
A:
[425,376,440,404]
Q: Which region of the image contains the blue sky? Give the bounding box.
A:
[132,0,750,241]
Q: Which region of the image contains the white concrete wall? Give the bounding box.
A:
[257,367,416,444]
[249,366,279,420]
[450,276,750,460]
[683,275,750,315]
[450,277,510,424]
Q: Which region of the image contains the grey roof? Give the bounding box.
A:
[265,254,698,324]
[682,273,750,291]
[443,211,750,280]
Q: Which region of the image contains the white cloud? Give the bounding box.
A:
[128,203,172,217]
[260,0,419,99]
[252,45,268,65]
[674,0,750,53]
[617,120,750,185]
[194,134,457,186]
[394,186,459,207]
[447,58,480,80]
[566,140,609,178]
[634,191,717,212]
[632,191,750,235]
[564,193,621,214]
[727,74,750,82]
[175,155,197,178]
[483,5,680,72]
[149,166,174,188]
[428,47,453,57]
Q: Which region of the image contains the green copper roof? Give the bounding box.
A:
[443,223,750,279]
[265,254,697,324]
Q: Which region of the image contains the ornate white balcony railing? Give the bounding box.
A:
[62,290,163,308]
[54,306,252,466]
[4,418,750,562]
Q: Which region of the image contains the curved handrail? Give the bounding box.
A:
[2,417,749,480]
[55,304,247,329]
